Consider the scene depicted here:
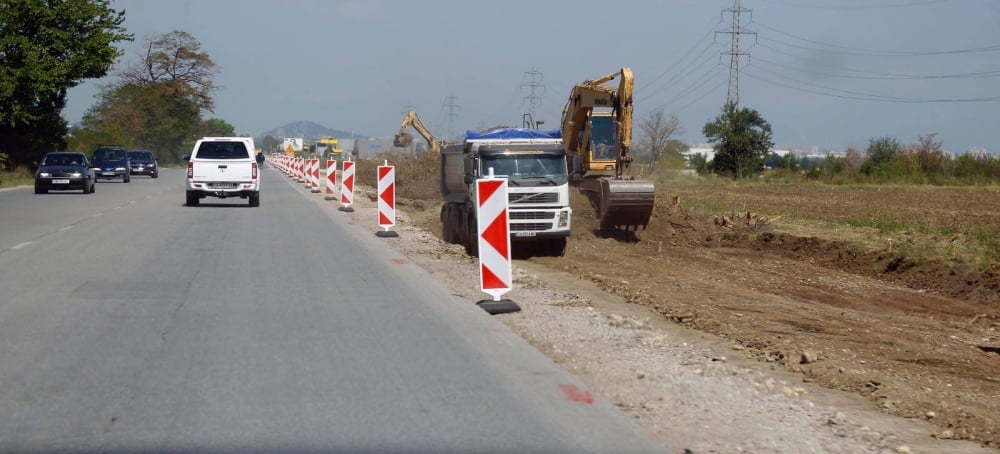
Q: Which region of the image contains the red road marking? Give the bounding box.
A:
[558,384,593,404]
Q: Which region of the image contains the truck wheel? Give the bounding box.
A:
[549,238,567,257]
[249,193,260,207]
[186,191,200,206]
[464,214,479,257]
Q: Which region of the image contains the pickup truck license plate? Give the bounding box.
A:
[53,179,70,184]
[514,232,537,237]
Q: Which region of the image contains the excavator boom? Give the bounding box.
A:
[561,67,654,231]
[394,110,440,154]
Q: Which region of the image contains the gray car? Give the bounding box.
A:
[34,152,96,194]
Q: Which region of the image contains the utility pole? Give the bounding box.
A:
[716,0,756,107]
[520,66,545,118]
[442,94,460,140]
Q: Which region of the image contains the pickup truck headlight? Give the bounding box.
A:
[557,211,569,228]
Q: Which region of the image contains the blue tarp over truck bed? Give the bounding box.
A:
[465,128,562,140]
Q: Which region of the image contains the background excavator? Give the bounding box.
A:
[561,67,655,231]
[393,110,440,154]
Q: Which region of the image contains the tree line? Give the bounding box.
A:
[1,0,230,169]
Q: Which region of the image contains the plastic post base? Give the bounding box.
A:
[338,206,354,212]
[476,299,521,315]
[375,230,399,238]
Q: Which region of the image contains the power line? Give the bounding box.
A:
[637,52,719,105]
[755,22,1000,57]
[745,69,1000,103]
[759,0,953,10]
[639,26,717,91]
[716,0,756,106]
[752,55,1000,80]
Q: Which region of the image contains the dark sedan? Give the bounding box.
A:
[34,152,96,194]
[127,150,159,178]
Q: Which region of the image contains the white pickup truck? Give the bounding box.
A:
[185,137,260,207]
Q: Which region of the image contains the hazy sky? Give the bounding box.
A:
[63,0,1000,153]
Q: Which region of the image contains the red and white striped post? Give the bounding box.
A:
[338,158,355,212]
[296,157,305,183]
[304,158,314,189]
[310,158,321,193]
[475,168,518,314]
[324,159,337,200]
[375,160,398,238]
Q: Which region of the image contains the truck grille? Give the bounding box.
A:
[509,211,555,220]
[510,223,551,232]
[509,192,557,204]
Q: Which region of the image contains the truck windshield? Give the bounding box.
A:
[590,114,616,161]
[481,154,567,183]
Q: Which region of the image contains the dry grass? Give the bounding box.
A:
[0,165,36,189]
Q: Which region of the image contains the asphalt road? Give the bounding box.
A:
[0,167,667,452]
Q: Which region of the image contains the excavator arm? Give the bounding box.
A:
[394,110,440,154]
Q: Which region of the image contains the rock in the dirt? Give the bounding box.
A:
[895,445,912,454]
[925,411,936,419]
[637,371,646,380]
[936,429,954,439]
[800,349,818,364]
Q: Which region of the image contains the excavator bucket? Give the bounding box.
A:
[393,132,414,148]
[597,178,655,231]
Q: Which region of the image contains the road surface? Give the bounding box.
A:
[0,167,666,452]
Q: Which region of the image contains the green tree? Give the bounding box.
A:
[0,0,131,166]
[861,136,900,175]
[81,31,219,163]
[687,152,710,175]
[200,118,235,137]
[702,102,774,179]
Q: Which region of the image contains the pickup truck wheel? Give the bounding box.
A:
[186,191,200,206]
[249,193,260,207]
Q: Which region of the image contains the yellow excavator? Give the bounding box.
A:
[393,110,440,154]
[561,67,654,231]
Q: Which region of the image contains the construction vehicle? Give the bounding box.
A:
[393,110,441,154]
[315,137,343,155]
[561,67,654,231]
[440,128,571,257]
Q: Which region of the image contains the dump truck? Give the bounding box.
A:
[440,128,571,257]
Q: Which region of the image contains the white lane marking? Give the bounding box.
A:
[60,226,73,231]
[12,242,32,250]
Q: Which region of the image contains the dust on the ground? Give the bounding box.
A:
[327,174,999,453]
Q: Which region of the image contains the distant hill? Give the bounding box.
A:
[257,121,369,142]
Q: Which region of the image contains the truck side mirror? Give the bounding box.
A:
[463,156,476,177]
[570,173,582,183]
[464,175,475,184]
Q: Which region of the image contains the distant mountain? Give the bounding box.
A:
[257,121,369,142]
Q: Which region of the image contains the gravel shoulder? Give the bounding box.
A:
[305,177,995,454]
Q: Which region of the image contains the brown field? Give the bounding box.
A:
[368,154,1000,447]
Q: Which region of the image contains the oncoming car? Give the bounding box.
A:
[34,152,96,194]
[91,146,130,183]
[127,150,159,178]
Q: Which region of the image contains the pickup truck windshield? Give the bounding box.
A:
[196,142,250,159]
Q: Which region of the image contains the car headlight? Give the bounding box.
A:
[115,167,126,171]
[38,172,50,177]
[70,172,82,178]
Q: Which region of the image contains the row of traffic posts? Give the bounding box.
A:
[266,155,520,315]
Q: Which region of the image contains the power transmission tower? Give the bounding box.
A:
[520,67,545,117]
[442,94,460,139]
[715,0,756,106]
